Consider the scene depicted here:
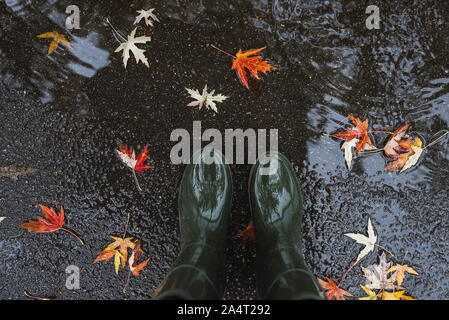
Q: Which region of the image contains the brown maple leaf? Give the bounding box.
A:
[239,220,256,250]
[317,277,353,300]
[20,204,83,244]
[37,31,72,55]
[128,239,151,276]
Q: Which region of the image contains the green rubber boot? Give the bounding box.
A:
[154,148,232,300]
[249,152,324,300]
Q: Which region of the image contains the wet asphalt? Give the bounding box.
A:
[1,0,449,300]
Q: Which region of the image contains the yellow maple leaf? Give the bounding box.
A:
[37,31,72,55]
[358,285,377,300]
[379,290,416,300]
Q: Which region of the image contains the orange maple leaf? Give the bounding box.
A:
[387,264,418,286]
[331,114,373,154]
[317,277,353,300]
[20,204,83,244]
[384,124,411,158]
[37,31,72,55]
[384,137,422,172]
[93,236,137,274]
[211,45,276,89]
[232,47,276,89]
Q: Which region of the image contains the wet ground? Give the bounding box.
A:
[1,0,448,300]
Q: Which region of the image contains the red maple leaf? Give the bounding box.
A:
[117,143,152,191]
[128,239,151,276]
[317,277,353,300]
[20,204,83,244]
[331,114,373,154]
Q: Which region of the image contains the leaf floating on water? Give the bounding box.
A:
[134,8,159,27]
[37,31,72,55]
[114,28,152,68]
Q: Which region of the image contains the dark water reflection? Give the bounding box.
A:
[1,0,448,299]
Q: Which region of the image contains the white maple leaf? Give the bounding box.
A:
[400,145,423,173]
[0,217,6,223]
[361,252,401,291]
[117,149,137,169]
[344,217,377,264]
[134,8,159,27]
[115,28,151,68]
[341,139,376,169]
[341,138,358,169]
[185,85,227,113]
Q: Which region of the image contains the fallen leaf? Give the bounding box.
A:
[37,31,72,55]
[115,28,152,68]
[0,217,5,223]
[0,164,36,180]
[379,290,416,300]
[387,264,418,286]
[361,252,399,291]
[358,285,378,300]
[399,138,423,173]
[344,217,377,264]
[93,236,136,274]
[117,143,151,191]
[232,47,276,89]
[186,85,228,113]
[239,220,256,250]
[134,8,159,27]
[384,124,411,158]
[24,290,56,300]
[317,277,353,300]
[341,138,359,169]
[128,239,151,276]
[331,114,374,154]
[384,137,423,173]
[117,143,152,173]
[20,204,83,244]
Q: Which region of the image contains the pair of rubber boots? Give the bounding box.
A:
[154,149,323,300]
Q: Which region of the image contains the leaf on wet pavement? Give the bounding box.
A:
[117,143,152,191]
[0,164,36,181]
[387,263,418,286]
[186,85,227,113]
[232,47,276,89]
[115,28,152,68]
[361,252,399,291]
[358,284,378,300]
[378,290,416,300]
[134,8,159,27]
[20,204,83,244]
[0,217,6,223]
[117,143,152,172]
[128,239,151,276]
[317,277,353,300]
[344,217,377,264]
[37,31,72,55]
[93,236,137,274]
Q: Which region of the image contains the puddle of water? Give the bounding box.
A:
[1,0,448,299]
